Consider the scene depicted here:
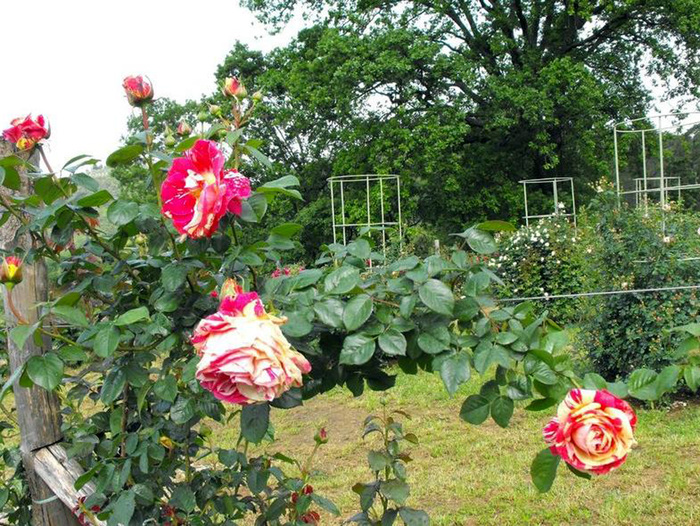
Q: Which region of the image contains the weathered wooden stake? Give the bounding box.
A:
[1,142,101,525]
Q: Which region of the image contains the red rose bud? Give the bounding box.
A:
[122,75,154,107]
[314,427,328,445]
[222,77,247,98]
[291,492,299,504]
[210,290,219,299]
[301,511,321,524]
[0,256,22,288]
[177,121,192,136]
[2,114,49,151]
[302,485,313,495]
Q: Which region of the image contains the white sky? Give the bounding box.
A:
[0,0,298,168]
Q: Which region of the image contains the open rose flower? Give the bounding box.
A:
[122,75,154,107]
[161,140,229,238]
[161,140,252,238]
[3,115,49,150]
[192,281,311,404]
[543,389,637,475]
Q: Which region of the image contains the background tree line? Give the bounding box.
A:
[113,0,700,260]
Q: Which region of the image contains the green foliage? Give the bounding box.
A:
[347,403,428,525]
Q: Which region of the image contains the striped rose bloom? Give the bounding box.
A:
[543,389,637,475]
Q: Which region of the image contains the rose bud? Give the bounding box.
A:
[0,256,23,288]
[252,90,263,103]
[222,77,247,98]
[165,134,176,147]
[210,290,219,299]
[197,110,209,122]
[209,104,222,116]
[122,75,154,107]
[291,492,299,504]
[543,389,637,475]
[314,427,328,445]
[302,485,313,495]
[177,121,192,136]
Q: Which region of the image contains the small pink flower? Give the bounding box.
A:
[210,290,219,299]
[192,283,311,405]
[543,389,637,475]
[283,267,291,276]
[160,140,229,238]
[271,268,282,278]
[223,169,252,216]
[222,77,247,98]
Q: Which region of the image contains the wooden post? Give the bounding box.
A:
[0,142,85,525]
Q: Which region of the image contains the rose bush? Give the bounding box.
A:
[0,74,652,524]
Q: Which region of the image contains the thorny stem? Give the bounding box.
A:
[37,145,54,175]
[120,383,130,458]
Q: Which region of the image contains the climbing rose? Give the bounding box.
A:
[122,75,153,107]
[192,281,311,404]
[0,256,22,287]
[2,115,49,150]
[543,389,637,475]
[223,169,252,215]
[161,140,229,238]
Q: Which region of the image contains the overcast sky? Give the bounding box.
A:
[0,0,298,168]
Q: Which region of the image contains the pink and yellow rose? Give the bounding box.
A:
[160,140,251,238]
[543,389,637,475]
[221,76,247,98]
[191,281,311,405]
[0,256,23,287]
[2,114,49,150]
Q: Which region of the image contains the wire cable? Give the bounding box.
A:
[498,283,700,303]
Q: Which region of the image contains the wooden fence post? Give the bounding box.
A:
[0,141,97,525]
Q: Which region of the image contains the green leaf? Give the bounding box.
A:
[114,306,149,326]
[106,144,144,167]
[271,222,302,237]
[368,450,391,471]
[171,487,196,513]
[108,490,135,526]
[101,368,126,404]
[452,226,497,254]
[474,344,510,374]
[76,189,113,208]
[381,479,409,505]
[313,299,345,328]
[398,508,430,526]
[241,403,270,444]
[94,325,121,358]
[418,279,454,315]
[459,394,491,425]
[583,372,608,390]
[52,305,89,327]
[627,368,659,400]
[684,366,700,392]
[245,144,273,168]
[531,448,560,492]
[343,294,374,331]
[340,334,376,365]
[378,329,407,357]
[258,175,302,200]
[324,266,360,294]
[107,199,139,226]
[525,398,558,411]
[566,463,592,480]
[170,397,195,425]
[348,239,371,259]
[291,269,324,289]
[281,311,313,337]
[161,264,189,292]
[655,365,680,397]
[153,376,178,403]
[476,220,516,232]
[439,353,471,395]
[26,353,64,391]
[417,326,450,354]
[9,324,37,348]
[490,396,514,428]
[311,493,341,516]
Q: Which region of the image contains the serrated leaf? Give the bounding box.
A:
[531,448,560,492]
[418,279,454,315]
[26,353,64,391]
[378,329,407,356]
[343,294,374,331]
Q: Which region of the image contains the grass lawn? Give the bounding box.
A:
[214,369,700,525]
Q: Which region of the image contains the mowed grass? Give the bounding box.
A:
[212,370,700,525]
